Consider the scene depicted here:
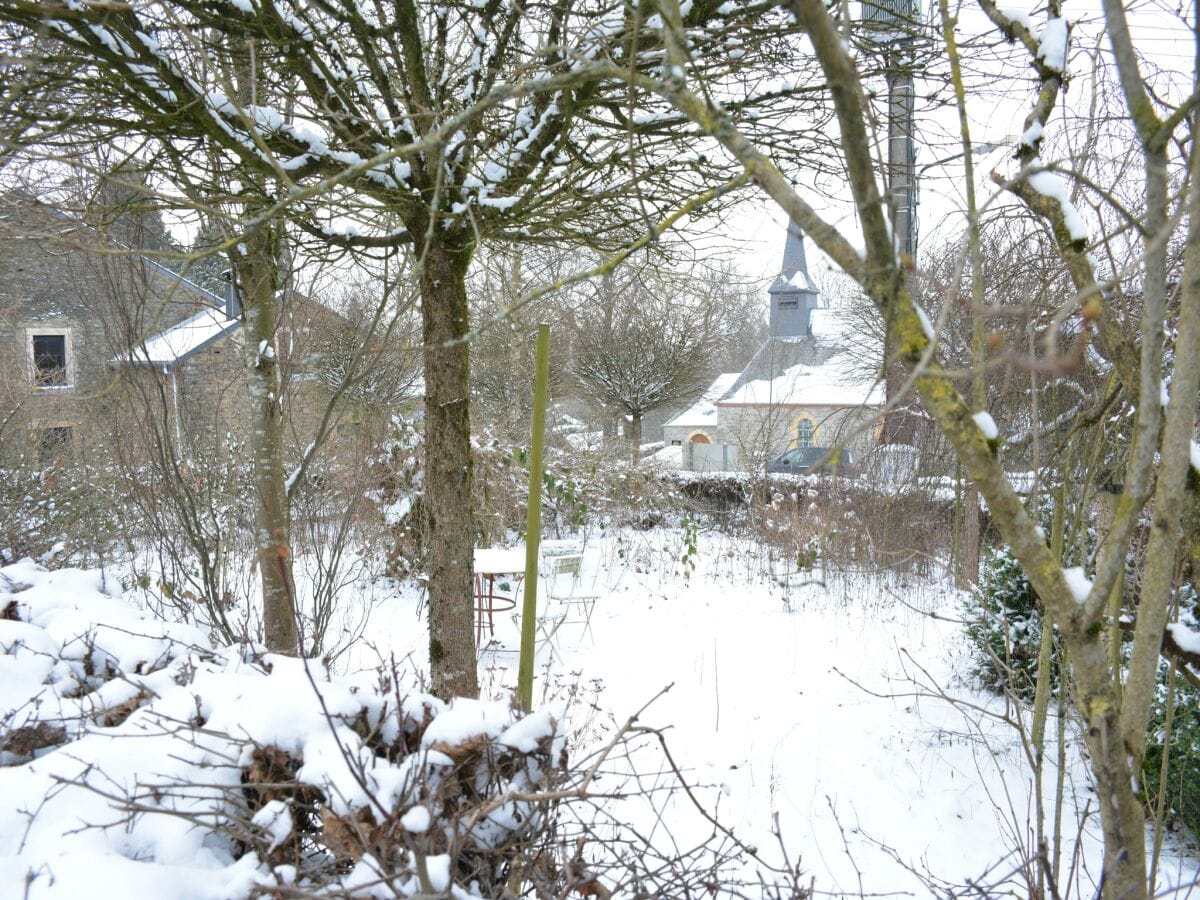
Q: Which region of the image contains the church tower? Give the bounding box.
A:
[767,223,820,337]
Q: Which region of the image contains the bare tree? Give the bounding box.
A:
[0,0,847,697]
[468,245,577,440]
[572,266,723,452]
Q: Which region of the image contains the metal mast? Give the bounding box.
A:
[863,0,921,443]
[863,0,920,259]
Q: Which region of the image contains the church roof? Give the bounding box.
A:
[665,372,742,429]
[769,222,818,295]
[718,308,883,408]
[768,269,818,294]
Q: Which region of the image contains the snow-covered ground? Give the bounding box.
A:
[369,529,1200,896]
[1,529,1197,897]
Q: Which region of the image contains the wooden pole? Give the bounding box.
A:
[517,324,551,710]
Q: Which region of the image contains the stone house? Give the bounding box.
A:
[0,194,248,466]
[664,225,883,471]
[0,195,400,473]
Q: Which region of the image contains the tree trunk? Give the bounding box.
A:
[419,239,478,700]
[1070,641,1149,899]
[238,227,298,655]
[630,412,643,461]
[227,28,296,655]
[602,412,618,442]
[960,484,980,587]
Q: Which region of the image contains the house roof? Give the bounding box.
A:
[123,306,242,367]
[123,260,245,368]
[665,372,741,429]
[139,255,233,308]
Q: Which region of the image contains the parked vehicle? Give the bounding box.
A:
[767,446,857,477]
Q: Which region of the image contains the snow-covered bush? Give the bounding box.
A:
[0,453,123,567]
[482,440,598,541]
[0,560,565,894]
[675,470,953,576]
[1144,664,1200,838]
[382,425,685,574]
[963,512,1095,698]
[1143,586,1200,837]
[117,440,255,645]
[966,534,1200,837]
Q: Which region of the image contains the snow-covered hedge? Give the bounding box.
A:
[0,459,124,567]
[965,540,1200,837]
[0,560,567,898]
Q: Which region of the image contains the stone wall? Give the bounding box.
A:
[718,403,877,458]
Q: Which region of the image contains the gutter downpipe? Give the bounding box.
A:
[168,365,182,452]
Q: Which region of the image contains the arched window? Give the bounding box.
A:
[796,418,814,448]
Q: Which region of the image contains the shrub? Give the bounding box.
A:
[964,545,1061,699]
[963,513,1095,699]
[746,474,953,576]
[1143,585,1200,837]
[0,453,124,567]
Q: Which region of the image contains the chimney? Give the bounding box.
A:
[223,270,242,319]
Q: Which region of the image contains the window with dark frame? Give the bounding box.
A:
[31,334,68,386]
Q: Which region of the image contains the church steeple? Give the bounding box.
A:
[767,223,820,337]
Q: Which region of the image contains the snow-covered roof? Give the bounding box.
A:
[665,372,741,429]
[770,222,817,294]
[768,269,818,294]
[123,307,242,367]
[716,301,883,409]
[809,307,855,339]
[719,347,883,408]
[646,443,682,470]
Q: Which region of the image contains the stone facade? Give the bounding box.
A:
[710,402,877,459]
[0,195,244,465]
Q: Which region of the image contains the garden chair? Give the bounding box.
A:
[534,553,598,660]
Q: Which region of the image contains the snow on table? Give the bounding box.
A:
[473,546,526,574]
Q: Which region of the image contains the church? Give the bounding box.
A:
[663,224,884,471]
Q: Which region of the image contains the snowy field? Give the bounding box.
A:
[1,528,1197,898]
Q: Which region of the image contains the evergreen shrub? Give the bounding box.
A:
[964,545,1062,699]
[1142,586,1200,837]
[966,538,1200,837]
